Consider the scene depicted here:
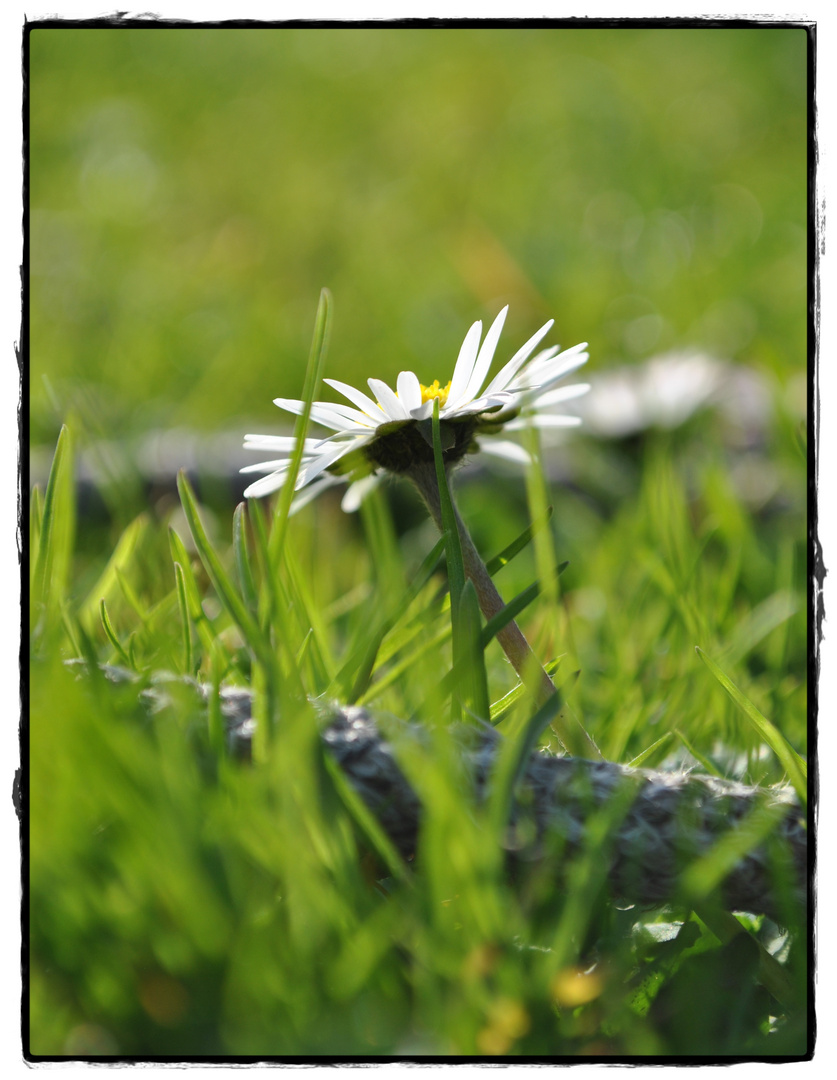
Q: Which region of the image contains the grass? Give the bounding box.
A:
[28,333,808,1060]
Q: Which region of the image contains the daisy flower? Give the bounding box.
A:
[242,306,590,508]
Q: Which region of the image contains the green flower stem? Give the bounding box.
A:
[408,460,601,760]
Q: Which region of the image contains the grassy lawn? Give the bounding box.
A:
[27,24,809,1059]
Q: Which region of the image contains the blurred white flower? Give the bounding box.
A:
[242,306,590,510]
[571,352,733,438]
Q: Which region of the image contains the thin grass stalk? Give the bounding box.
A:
[268,287,332,568]
[408,453,600,758]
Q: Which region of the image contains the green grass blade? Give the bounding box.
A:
[485,505,554,577]
[336,536,446,703]
[99,598,132,668]
[479,581,540,651]
[489,657,563,724]
[627,731,674,769]
[489,690,563,834]
[428,578,545,717]
[77,513,149,631]
[247,493,279,629]
[431,399,466,722]
[720,590,799,669]
[233,502,259,615]
[268,287,333,566]
[32,425,75,640]
[320,752,412,885]
[696,647,807,803]
[60,604,83,660]
[522,425,559,606]
[458,579,490,722]
[246,497,309,710]
[431,400,465,614]
[283,543,333,691]
[115,567,150,626]
[358,482,405,609]
[672,727,724,778]
[168,526,223,664]
[680,797,795,903]
[177,470,274,673]
[29,485,43,588]
[358,624,451,706]
[173,562,194,676]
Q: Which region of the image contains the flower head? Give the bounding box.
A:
[242,306,590,509]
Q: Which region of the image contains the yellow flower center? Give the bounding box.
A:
[419,379,452,406]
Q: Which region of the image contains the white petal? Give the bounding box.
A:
[483,320,555,396]
[367,377,410,421]
[445,319,483,410]
[530,383,591,409]
[310,430,364,450]
[324,378,390,423]
[462,306,508,405]
[240,458,299,475]
[243,434,321,453]
[504,414,583,431]
[445,390,516,416]
[476,438,531,464]
[341,473,381,512]
[409,399,435,420]
[290,475,344,515]
[396,370,423,413]
[513,350,589,394]
[294,440,357,490]
[243,470,293,499]
[273,397,373,433]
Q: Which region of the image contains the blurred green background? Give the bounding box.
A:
[30,26,807,451]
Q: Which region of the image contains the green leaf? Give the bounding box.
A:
[696,647,807,804]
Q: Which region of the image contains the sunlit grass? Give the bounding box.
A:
[28,380,807,1057]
